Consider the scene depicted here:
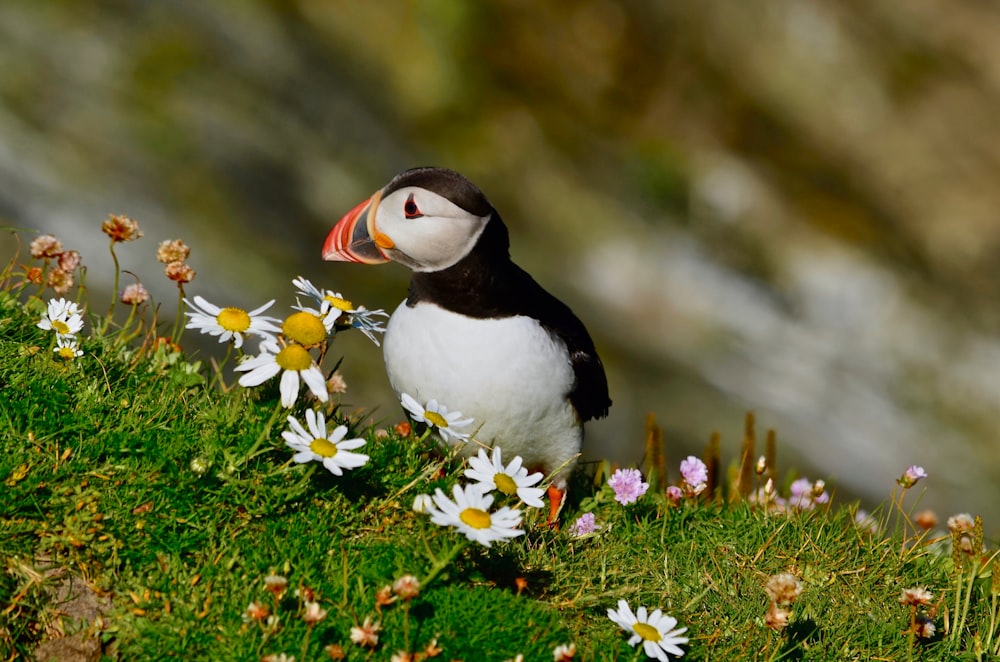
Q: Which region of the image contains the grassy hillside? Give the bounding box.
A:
[0,226,994,661]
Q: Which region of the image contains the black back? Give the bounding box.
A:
[396,168,612,422]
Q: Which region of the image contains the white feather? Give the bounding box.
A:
[383,300,581,484]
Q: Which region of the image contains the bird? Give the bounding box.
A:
[322,167,610,521]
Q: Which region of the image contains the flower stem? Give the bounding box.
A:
[171,282,186,345]
[105,239,120,332]
[421,539,468,590]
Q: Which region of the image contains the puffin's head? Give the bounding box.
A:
[323,167,494,272]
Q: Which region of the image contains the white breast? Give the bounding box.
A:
[383,300,582,481]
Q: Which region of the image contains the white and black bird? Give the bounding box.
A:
[322,167,611,519]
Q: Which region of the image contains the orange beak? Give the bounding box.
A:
[322,191,390,264]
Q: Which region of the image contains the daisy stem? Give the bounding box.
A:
[420,539,468,590]
[239,400,286,467]
[213,342,234,390]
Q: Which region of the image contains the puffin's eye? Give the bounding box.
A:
[403,194,423,219]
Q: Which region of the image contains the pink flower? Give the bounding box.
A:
[680,456,708,495]
[897,465,927,489]
[571,512,597,536]
[665,485,683,505]
[608,468,649,505]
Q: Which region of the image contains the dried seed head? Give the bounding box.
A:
[914,510,938,531]
[156,238,191,264]
[102,214,143,242]
[765,603,790,631]
[120,283,150,305]
[392,575,421,601]
[30,234,64,258]
[164,260,196,283]
[900,587,933,607]
[765,573,803,605]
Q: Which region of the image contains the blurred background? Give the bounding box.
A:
[3,0,999,524]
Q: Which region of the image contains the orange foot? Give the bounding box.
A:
[546,484,565,527]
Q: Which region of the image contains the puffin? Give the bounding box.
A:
[322,167,611,520]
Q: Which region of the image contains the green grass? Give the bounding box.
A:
[1,230,998,661]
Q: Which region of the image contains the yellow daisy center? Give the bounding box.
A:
[57,346,77,359]
[424,411,448,428]
[633,622,662,642]
[216,307,251,333]
[459,507,492,530]
[52,320,71,335]
[323,294,354,311]
[494,473,518,496]
[282,311,327,346]
[309,437,338,458]
[275,343,313,371]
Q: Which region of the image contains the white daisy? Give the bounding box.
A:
[607,600,688,662]
[37,298,84,338]
[235,340,328,408]
[424,483,523,547]
[465,447,545,507]
[291,277,388,345]
[183,295,281,349]
[291,276,354,332]
[400,393,475,444]
[282,409,368,475]
[345,306,389,346]
[53,335,83,360]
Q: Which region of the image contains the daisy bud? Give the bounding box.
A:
[755,455,767,475]
[30,234,63,258]
[189,456,211,476]
[412,494,433,514]
[102,214,143,242]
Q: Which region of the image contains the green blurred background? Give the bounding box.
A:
[3,0,999,524]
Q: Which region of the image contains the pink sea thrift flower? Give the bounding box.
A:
[897,465,927,488]
[571,512,597,536]
[608,468,649,505]
[679,456,708,495]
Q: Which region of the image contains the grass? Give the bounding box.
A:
[1,223,998,661]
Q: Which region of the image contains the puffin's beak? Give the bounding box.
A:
[322,191,390,264]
